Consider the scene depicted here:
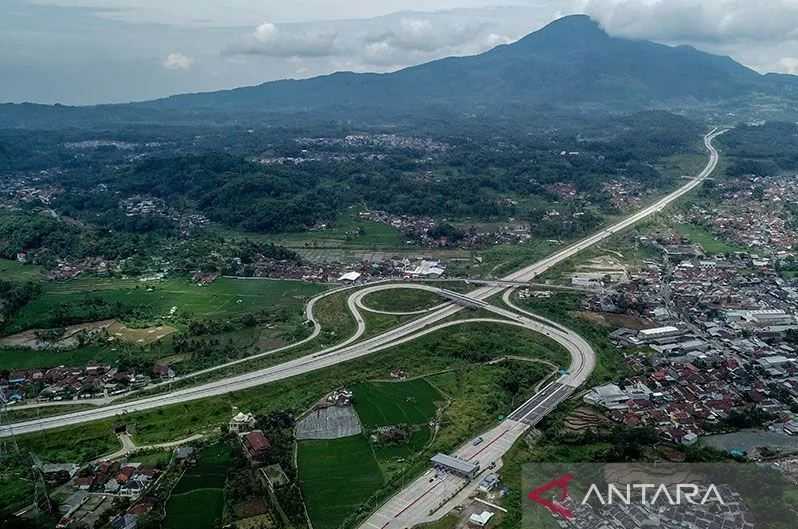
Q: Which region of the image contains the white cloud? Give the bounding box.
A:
[583,0,798,44]
[162,52,193,70]
[226,12,522,70]
[229,21,339,57]
[779,57,798,75]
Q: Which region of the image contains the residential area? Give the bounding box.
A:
[575,212,798,457]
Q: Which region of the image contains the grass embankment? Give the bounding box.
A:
[511,291,628,385]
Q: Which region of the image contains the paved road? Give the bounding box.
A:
[355,128,725,529]
[1,129,724,460]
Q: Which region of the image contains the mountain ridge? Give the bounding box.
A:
[1,15,795,127]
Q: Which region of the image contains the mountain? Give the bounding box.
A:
[1,15,794,127]
[140,15,769,114]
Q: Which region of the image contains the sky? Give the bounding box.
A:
[5,0,798,105]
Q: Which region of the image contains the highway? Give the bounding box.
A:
[356,127,725,529]
[1,126,725,529]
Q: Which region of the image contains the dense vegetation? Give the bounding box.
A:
[0,279,40,325]
[721,122,798,175]
[0,108,703,267]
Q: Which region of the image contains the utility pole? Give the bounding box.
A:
[0,389,19,459]
[30,452,53,516]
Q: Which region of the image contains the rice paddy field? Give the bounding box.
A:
[351,379,442,428]
[297,435,384,529]
[164,443,232,529]
[297,379,445,529]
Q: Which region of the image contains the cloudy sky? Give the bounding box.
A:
[5,0,798,105]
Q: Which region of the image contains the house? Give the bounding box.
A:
[338,271,362,283]
[74,476,93,490]
[174,446,195,461]
[116,466,135,485]
[105,479,120,493]
[408,260,445,278]
[571,272,605,288]
[42,463,80,484]
[784,420,798,435]
[152,363,175,380]
[584,384,628,410]
[242,430,271,464]
[229,411,257,434]
[111,514,138,529]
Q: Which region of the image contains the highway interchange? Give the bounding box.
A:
[2,129,725,528]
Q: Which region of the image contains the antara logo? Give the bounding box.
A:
[527,473,575,520]
[528,474,727,520]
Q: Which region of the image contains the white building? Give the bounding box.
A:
[338,271,362,283]
[469,511,495,527]
[584,384,632,410]
[408,260,445,278]
[229,412,257,434]
[584,382,652,411]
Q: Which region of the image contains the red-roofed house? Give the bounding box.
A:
[242,430,271,465]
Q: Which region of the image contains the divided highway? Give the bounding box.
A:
[358,127,726,529]
[1,127,726,518]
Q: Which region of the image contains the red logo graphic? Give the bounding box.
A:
[528,473,575,520]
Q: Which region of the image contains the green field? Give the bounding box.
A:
[0,344,148,370]
[656,151,707,179]
[0,258,44,281]
[165,443,231,529]
[7,277,326,333]
[462,240,562,278]
[298,435,384,529]
[276,211,405,249]
[372,427,432,459]
[218,210,406,251]
[363,288,444,312]
[1,277,327,371]
[352,379,442,428]
[675,223,745,255]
